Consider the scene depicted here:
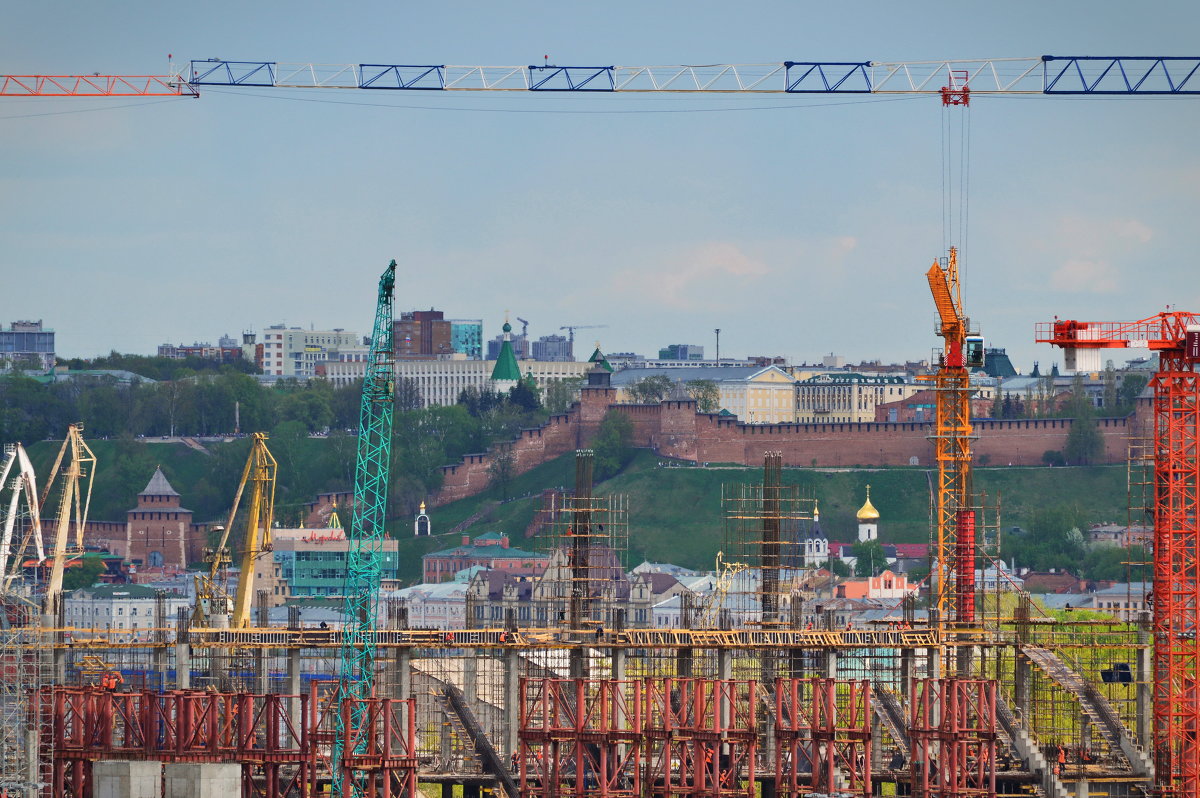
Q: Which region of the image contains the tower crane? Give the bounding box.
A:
[1037,312,1200,798]
[39,424,95,618]
[920,248,985,625]
[192,432,277,628]
[560,324,608,359]
[331,260,397,798]
[516,317,530,340]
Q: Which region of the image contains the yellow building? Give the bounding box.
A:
[719,365,799,423]
[612,365,798,423]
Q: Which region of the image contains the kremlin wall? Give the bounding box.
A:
[434,382,1146,506]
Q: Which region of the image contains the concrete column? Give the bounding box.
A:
[255,647,269,695]
[822,648,838,679]
[464,653,478,705]
[1014,652,1031,723]
[154,646,169,691]
[900,648,914,696]
[504,648,520,759]
[163,763,239,798]
[94,760,161,798]
[176,641,191,690]
[569,648,586,680]
[395,648,413,700]
[925,646,941,680]
[1136,629,1152,749]
[612,647,627,682]
[287,647,302,734]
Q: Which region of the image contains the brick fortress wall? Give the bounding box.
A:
[433,387,1146,507]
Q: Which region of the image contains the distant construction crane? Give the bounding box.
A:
[1037,312,1200,798]
[0,443,43,595]
[516,317,530,341]
[39,424,95,618]
[332,260,397,798]
[193,432,277,628]
[559,324,608,360]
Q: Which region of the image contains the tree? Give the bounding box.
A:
[395,377,423,413]
[592,411,634,480]
[487,442,516,500]
[851,539,887,577]
[509,379,541,412]
[685,380,720,412]
[1118,373,1149,412]
[62,557,105,591]
[543,377,583,415]
[1063,374,1102,465]
[628,375,673,404]
[826,557,850,577]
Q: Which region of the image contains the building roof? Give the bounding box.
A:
[490,321,522,382]
[140,466,180,497]
[68,583,165,600]
[856,485,879,522]
[423,538,545,561]
[588,346,614,373]
[609,365,763,386]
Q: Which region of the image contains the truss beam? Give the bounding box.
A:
[0,74,197,97]
[181,56,1200,95]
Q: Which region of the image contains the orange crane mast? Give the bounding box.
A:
[1038,311,1200,798]
[921,247,985,625]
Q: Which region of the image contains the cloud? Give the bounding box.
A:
[1032,215,1155,295]
[1050,258,1120,293]
[612,241,771,311]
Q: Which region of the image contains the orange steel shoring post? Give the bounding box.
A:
[1037,312,1200,797]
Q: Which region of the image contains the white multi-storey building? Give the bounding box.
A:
[64,584,190,641]
[260,324,362,378]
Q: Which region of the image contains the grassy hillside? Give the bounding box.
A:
[23,437,1129,585]
[414,450,1129,583]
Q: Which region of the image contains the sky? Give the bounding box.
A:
[2,2,1198,372]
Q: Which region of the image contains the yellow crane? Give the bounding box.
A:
[920,247,984,624]
[41,424,96,617]
[193,432,277,628]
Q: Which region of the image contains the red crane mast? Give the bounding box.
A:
[1037,311,1200,798]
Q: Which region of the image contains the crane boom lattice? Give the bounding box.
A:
[332,260,397,798]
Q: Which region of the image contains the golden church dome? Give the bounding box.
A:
[856,485,880,522]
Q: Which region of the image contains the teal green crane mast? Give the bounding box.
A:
[332,260,396,798]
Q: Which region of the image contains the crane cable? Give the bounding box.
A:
[940,97,972,276]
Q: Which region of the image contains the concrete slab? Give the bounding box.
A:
[94,760,162,798]
[163,762,240,798]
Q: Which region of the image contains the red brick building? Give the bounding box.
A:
[99,468,206,571]
[422,532,549,584]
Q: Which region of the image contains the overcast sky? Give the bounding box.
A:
[3,2,1198,372]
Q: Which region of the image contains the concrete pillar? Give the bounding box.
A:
[395,647,413,700]
[464,652,478,705]
[569,647,586,680]
[176,640,191,690]
[925,646,941,680]
[822,648,838,679]
[612,647,627,682]
[677,647,693,678]
[464,782,481,798]
[154,646,169,691]
[1136,629,1152,749]
[900,648,914,695]
[504,648,520,759]
[255,647,269,695]
[1014,652,1031,723]
[94,760,161,798]
[163,763,240,798]
[441,783,454,798]
[287,647,302,733]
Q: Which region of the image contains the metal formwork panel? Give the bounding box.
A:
[774,677,871,798]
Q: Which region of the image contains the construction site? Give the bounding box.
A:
[2,56,1199,798]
